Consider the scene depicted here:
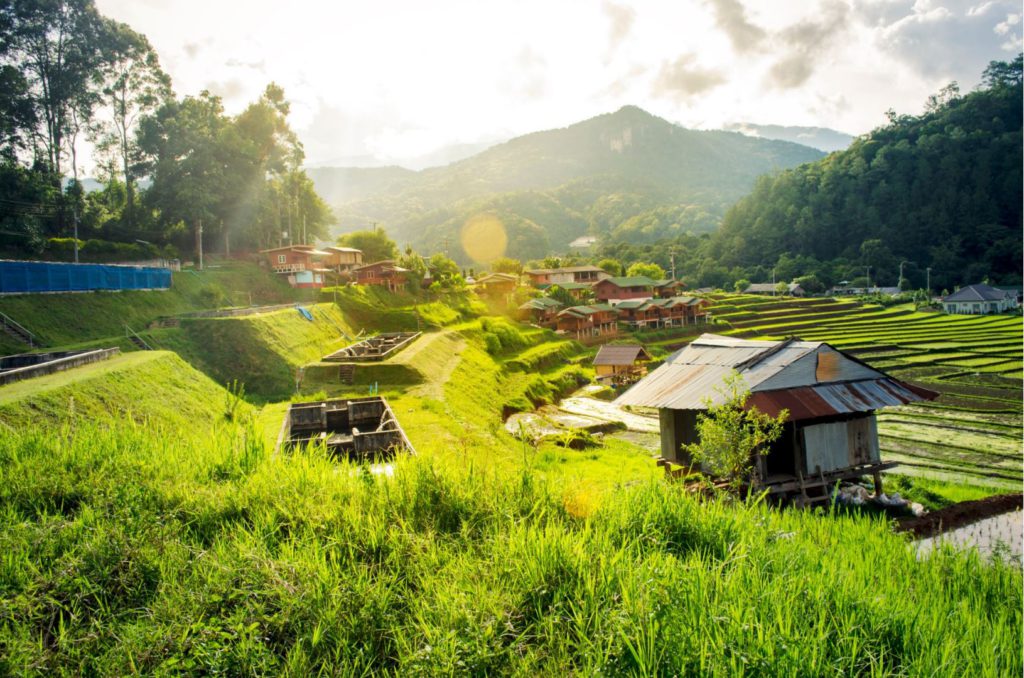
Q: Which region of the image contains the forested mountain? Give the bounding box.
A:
[722,123,854,152]
[321,106,824,260]
[708,57,1023,290]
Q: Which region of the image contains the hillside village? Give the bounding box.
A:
[0,0,1021,673]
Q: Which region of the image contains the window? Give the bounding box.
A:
[277,254,287,264]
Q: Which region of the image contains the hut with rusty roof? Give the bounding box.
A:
[616,333,938,501]
[593,344,653,386]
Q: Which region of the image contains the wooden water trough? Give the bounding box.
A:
[322,332,420,363]
[276,396,415,461]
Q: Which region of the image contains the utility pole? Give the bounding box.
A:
[196,219,204,270]
[442,236,450,258]
[865,266,872,289]
[302,214,307,245]
[670,252,676,280]
[926,267,932,297]
[899,260,913,290]
[73,207,79,264]
[772,268,776,296]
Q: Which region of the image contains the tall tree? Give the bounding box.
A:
[93,20,171,228]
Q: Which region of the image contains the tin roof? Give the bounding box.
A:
[597,276,657,288]
[615,333,936,413]
[593,344,652,366]
[944,283,1013,302]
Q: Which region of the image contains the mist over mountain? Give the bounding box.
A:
[722,123,855,153]
[312,106,824,261]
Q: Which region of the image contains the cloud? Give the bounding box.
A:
[510,47,547,100]
[204,78,246,101]
[183,42,201,59]
[767,1,850,89]
[225,58,266,71]
[705,0,766,53]
[868,0,1021,81]
[653,54,727,100]
[603,1,636,54]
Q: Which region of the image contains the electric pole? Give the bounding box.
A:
[73,207,79,264]
[196,219,204,270]
[865,266,872,289]
[670,252,676,280]
[899,260,913,290]
[926,267,932,297]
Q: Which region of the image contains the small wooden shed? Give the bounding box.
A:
[616,334,938,502]
[593,344,653,385]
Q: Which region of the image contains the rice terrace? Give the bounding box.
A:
[0,0,1022,675]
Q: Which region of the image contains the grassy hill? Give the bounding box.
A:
[324,106,824,258]
[0,261,308,354]
[0,350,246,432]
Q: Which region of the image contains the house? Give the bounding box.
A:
[744,282,805,296]
[568,235,598,250]
[942,284,1020,315]
[615,296,711,329]
[593,344,653,386]
[352,260,410,293]
[592,276,657,303]
[830,285,901,297]
[321,246,364,274]
[475,272,519,297]
[259,245,331,288]
[552,281,594,301]
[524,265,608,287]
[555,304,619,339]
[518,297,563,326]
[616,334,938,502]
[653,279,686,298]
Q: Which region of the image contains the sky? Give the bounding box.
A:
[94,0,1022,170]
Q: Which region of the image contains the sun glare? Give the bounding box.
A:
[460,214,508,263]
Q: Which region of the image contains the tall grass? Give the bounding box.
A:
[0,420,1019,675]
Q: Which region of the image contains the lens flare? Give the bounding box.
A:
[460,214,507,263]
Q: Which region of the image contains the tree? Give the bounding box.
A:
[733,278,750,293]
[546,284,576,306]
[596,257,623,276]
[2,0,107,179]
[626,261,665,280]
[93,20,171,228]
[337,228,398,262]
[491,256,522,275]
[683,373,788,491]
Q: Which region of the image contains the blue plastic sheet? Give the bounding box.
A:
[0,260,171,294]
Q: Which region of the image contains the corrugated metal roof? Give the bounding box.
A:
[614,333,935,413]
[746,379,939,421]
[593,344,651,366]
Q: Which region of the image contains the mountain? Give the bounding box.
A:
[315,106,824,261]
[722,123,855,153]
[711,58,1023,290]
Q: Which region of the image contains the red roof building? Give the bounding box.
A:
[353,260,410,293]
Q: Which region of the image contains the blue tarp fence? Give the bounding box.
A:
[0,260,172,294]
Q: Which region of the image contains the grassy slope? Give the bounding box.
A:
[0,420,1018,675]
[153,303,354,402]
[0,351,246,432]
[0,261,309,354]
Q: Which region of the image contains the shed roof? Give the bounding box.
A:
[594,344,652,366]
[597,276,657,288]
[944,284,1013,302]
[519,297,563,311]
[476,272,518,284]
[615,333,937,415]
[524,265,605,275]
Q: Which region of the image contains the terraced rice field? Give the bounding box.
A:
[711,295,1023,491]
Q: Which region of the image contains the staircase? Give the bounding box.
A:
[338,364,356,384]
[125,324,154,351]
[0,312,39,347]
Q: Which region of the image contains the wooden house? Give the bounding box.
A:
[653,279,685,298]
[614,296,709,329]
[259,245,331,288]
[593,344,653,385]
[592,276,657,303]
[616,334,938,503]
[321,246,364,274]
[555,304,619,339]
[524,265,607,287]
[475,272,519,297]
[353,260,410,293]
[518,297,563,326]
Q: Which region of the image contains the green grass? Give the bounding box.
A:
[0,419,1018,675]
[0,351,247,432]
[0,261,310,353]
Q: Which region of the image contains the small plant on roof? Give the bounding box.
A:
[683,372,788,493]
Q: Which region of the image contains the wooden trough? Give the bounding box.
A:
[322,332,420,363]
[276,396,415,461]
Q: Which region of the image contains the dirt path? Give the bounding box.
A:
[407,331,466,400]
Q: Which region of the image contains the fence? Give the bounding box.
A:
[0,260,172,294]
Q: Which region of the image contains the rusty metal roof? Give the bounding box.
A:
[615,333,934,413]
[593,344,652,366]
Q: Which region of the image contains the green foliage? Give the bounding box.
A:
[545,284,576,307]
[626,261,666,280]
[480,317,531,355]
[733,278,750,293]
[684,373,788,488]
[491,257,523,274]
[337,228,398,262]
[714,58,1023,290]
[596,258,623,276]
